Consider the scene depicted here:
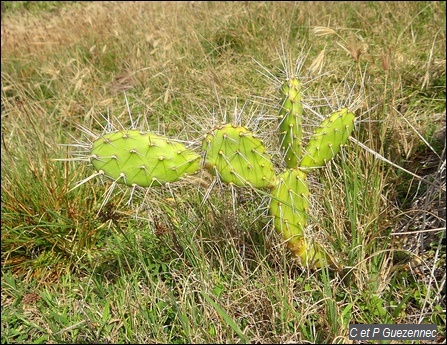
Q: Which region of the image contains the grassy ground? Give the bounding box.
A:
[1,1,445,343]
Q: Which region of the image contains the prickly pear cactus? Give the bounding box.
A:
[90,130,202,187]
[279,77,303,168]
[202,123,276,188]
[269,168,329,268]
[300,108,355,170]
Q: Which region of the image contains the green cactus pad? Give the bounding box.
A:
[90,130,201,187]
[202,124,276,188]
[269,168,309,245]
[300,108,355,170]
[279,78,303,168]
[269,168,329,268]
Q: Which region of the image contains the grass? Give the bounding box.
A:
[1,1,446,343]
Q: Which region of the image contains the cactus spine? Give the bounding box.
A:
[279,77,303,168]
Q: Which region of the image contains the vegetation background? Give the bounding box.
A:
[1,1,445,343]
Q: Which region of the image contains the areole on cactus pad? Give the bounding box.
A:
[90,130,202,187]
[202,123,276,188]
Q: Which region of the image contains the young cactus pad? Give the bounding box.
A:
[269,168,328,268]
[269,168,309,247]
[288,236,329,269]
[202,124,276,188]
[90,130,201,187]
[300,108,355,170]
[279,77,303,168]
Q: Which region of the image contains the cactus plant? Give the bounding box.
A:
[91,130,202,187]
[65,58,357,270]
[76,106,354,269]
[202,123,276,189]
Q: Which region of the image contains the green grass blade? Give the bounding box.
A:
[202,292,250,344]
